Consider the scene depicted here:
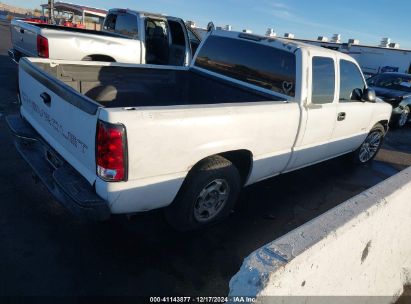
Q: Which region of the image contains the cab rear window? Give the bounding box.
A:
[195,36,296,97]
[104,13,138,38]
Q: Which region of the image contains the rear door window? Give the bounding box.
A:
[311,57,335,104]
[195,36,296,97]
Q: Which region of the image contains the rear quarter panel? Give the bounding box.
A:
[42,29,142,63]
[102,102,300,181]
[95,102,300,213]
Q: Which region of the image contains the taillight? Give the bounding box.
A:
[96,120,127,182]
[37,35,49,58]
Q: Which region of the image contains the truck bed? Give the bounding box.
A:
[32,61,281,108]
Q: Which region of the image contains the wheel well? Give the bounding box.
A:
[378,120,389,132]
[82,55,116,62]
[218,150,253,185]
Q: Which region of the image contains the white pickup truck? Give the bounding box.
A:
[7,31,392,230]
[9,9,201,66]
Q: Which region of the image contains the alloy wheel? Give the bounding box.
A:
[358,131,383,163]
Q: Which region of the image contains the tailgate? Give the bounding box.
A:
[18,58,101,184]
[11,21,38,57]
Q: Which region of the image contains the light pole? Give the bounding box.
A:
[48,0,55,24]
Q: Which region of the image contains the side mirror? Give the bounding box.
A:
[363,88,376,103]
[207,22,215,32]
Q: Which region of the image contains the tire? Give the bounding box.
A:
[351,123,385,164]
[165,155,241,231]
[396,106,410,128]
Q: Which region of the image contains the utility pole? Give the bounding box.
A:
[48,0,54,24]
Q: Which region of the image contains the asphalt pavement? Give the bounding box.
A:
[0,21,410,297]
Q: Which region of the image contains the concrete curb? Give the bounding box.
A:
[229,166,411,301]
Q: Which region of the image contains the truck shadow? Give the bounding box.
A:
[66,154,400,296]
[0,55,19,114]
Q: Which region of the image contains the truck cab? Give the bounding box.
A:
[102,9,195,66]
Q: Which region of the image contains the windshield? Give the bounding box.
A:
[367,73,411,92]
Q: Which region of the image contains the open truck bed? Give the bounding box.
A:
[30,60,279,108]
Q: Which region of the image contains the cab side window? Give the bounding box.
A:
[339,60,365,102]
[312,57,335,104]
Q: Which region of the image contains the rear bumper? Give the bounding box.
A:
[6,114,111,221]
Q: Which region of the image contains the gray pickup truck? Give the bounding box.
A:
[9,8,201,65]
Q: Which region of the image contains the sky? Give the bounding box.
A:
[5,0,411,48]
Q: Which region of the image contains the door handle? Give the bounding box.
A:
[337,112,346,121]
[20,28,25,34]
[40,92,51,106]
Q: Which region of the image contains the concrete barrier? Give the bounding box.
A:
[229,166,411,302]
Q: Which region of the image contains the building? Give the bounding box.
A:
[266,28,277,37]
[285,35,411,75]
[40,1,107,30]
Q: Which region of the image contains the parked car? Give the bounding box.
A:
[8,9,201,66]
[367,72,411,128]
[7,31,392,230]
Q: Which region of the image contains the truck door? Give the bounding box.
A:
[328,59,374,155]
[144,18,170,65]
[167,17,192,66]
[287,54,338,170]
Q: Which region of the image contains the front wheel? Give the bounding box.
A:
[352,123,385,164]
[165,155,241,231]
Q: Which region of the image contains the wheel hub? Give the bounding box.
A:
[193,179,230,222]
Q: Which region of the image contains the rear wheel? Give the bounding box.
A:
[165,155,241,231]
[397,106,410,128]
[352,123,385,164]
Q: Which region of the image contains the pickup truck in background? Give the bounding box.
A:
[9,9,201,66]
[7,31,392,231]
